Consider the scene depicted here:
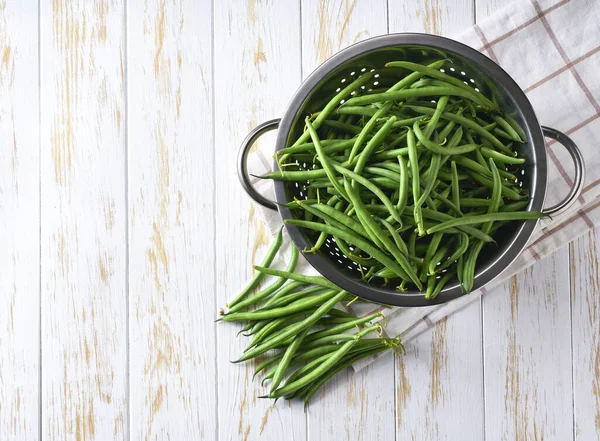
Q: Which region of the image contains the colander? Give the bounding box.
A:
[237,33,584,307]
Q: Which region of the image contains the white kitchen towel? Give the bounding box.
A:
[245,0,600,371]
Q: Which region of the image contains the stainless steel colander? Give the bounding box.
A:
[237,33,584,307]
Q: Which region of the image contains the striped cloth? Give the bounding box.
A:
[245,0,600,371]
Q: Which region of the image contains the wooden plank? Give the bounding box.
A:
[40,1,127,440]
[0,2,40,440]
[570,230,600,441]
[387,1,485,439]
[127,1,216,439]
[482,251,573,441]
[389,0,474,34]
[476,1,573,440]
[298,1,395,439]
[395,302,484,440]
[213,1,306,440]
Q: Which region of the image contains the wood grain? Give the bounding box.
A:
[389,0,474,34]
[388,1,485,439]
[0,1,40,440]
[476,2,574,441]
[127,1,216,440]
[40,1,127,440]
[213,1,307,440]
[299,1,395,439]
[571,230,600,441]
[1,1,594,440]
[483,252,573,441]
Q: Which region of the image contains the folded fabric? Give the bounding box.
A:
[245,0,600,371]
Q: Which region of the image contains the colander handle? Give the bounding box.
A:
[237,119,280,210]
[541,126,585,216]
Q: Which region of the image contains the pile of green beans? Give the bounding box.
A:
[263,59,542,296]
[220,228,403,405]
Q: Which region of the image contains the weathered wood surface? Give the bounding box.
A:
[40,1,127,440]
[0,2,40,440]
[0,1,597,440]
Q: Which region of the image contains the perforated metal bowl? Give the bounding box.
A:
[238,33,584,307]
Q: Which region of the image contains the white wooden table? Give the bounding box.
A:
[1,0,599,440]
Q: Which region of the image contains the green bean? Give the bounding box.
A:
[480,146,525,165]
[415,152,441,208]
[396,156,409,217]
[297,201,357,240]
[330,162,402,224]
[276,353,334,398]
[499,200,529,212]
[420,208,495,242]
[459,198,492,208]
[429,245,449,275]
[313,197,343,252]
[493,127,513,140]
[300,343,391,405]
[269,326,380,398]
[450,161,460,211]
[279,336,383,398]
[227,243,300,313]
[425,274,437,298]
[310,203,369,238]
[427,271,455,299]
[291,72,375,147]
[263,280,308,307]
[261,168,329,181]
[405,105,513,154]
[422,232,443,282]
[253,266,340,291]
[385,61,497,110]
[321,119,362,135]
[305,312,381,343]
[254,344,339,381]
[249,316,297,349]
[459,158,505,291]
[235,290,348,362]
[364,166,401,182]
[343,86,494,109]
[309,175,398,191]
[425,95,450,139]
[426,211,543,234]
[223,289,338,322]
[348,102,393,163]
[306,118,348,200]
[345,179,421,287]
[453,154,517,181]
[407,128,425,236]
[336,106,378,117]
[438,117,458,141]
[502,114,527,142]
[227,228,283,308]
[271,327,310,392]
[354,116,397,173]
[428,186,462,216]
[390,116,428,129]
[378,217,410,256]
[286,219,419,286]
[386,60,445,92]
[413,120,478,155]
[334,235,374,266]
[408,230,417,257]
[466,171,524,200]
[276,138,355,157]
[439,234,469,272]
[265,285,331,310]
[484,158,503,233]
